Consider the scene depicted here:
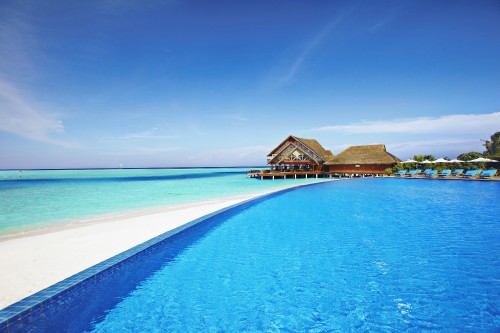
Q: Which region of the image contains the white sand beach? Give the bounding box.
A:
[0,183,332,310]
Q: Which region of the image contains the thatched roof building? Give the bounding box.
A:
[267,135,333,172]
[325,144,400,175]
[263,136,400,178]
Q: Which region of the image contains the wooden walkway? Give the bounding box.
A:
[248,171,326,180]
[248,171,499,181]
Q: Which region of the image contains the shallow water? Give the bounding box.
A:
[0,168,327,235]
[71,178,498,332]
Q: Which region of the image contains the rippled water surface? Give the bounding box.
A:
[82,178,499,332]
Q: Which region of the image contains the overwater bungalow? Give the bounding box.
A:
[258,135,333,179]
[325,144,401,177]
[254,136,400,179]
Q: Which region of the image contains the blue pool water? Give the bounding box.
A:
[0,168,326,235]
[2,178,500,332]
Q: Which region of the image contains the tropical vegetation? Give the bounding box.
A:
[457,152,482,161]
[482,131,500,159]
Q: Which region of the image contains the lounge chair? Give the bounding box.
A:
[395,170,407,176]
[425,170,438,177]
[438,169,451,177]
[452,169,464,176]
[407,169,421,177]
[480,169,497,178]
[463,170,482,178]
[423,169,433,176]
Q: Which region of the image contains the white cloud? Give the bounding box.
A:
[269,12,348,89]
[366,4,403,34]
[0,4,36,81]
[387,138,484,159]
[311,112,500,135]
[0,6,75,148]
[0,79,75,147]
[388,138,479,150]
[113,127,177,140]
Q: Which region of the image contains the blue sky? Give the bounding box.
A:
[1,0,499,169]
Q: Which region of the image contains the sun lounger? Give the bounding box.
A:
[463,170,482,178]
[438,169,451,177]
[423,169,433,176]
[407,169,421,177]
[480,169,497,178]
[425,170,438,177]
[395,170,407,176]
[452,169,464,176]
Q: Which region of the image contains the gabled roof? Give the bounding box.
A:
[295,137,334,160]
[267,135,334,161]
[325,144,401,165]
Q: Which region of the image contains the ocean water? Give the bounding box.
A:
[0,168,327,235]
[6,178,498,332]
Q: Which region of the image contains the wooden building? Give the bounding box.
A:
[250,136,400,179]
[324,144,401,176]
[260,135,333,178]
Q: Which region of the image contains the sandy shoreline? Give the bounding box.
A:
[0,182,331,309]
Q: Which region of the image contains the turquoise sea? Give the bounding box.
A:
[0,168,328,236]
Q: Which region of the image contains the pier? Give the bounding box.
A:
[248,170,326,180]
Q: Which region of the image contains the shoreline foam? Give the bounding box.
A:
[0,180,334,309]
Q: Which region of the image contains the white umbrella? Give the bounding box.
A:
[421,160,433,164]
[433,158,450,163]
[402,159,417,163]
[448,159,464,163]
[469,157,499,163]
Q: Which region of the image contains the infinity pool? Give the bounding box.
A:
[2,178,499,332]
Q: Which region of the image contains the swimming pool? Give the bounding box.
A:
[1,178,499,332]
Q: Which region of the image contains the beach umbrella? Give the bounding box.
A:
[421,160,433,164]
[433,158,450,163]
[402,159,417,163]
[469,157,499,163]
[448,159,464,163]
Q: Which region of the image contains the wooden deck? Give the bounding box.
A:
[248,171,326,179]
[390,175,499,181]
[247,170,385,179]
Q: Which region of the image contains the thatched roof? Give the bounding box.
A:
[267,135,334,161]
[295,137,334,160]
[325,144,401,165]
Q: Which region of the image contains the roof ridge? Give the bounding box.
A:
[325,144,400,165]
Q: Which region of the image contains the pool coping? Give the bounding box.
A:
[0,181,332,328]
